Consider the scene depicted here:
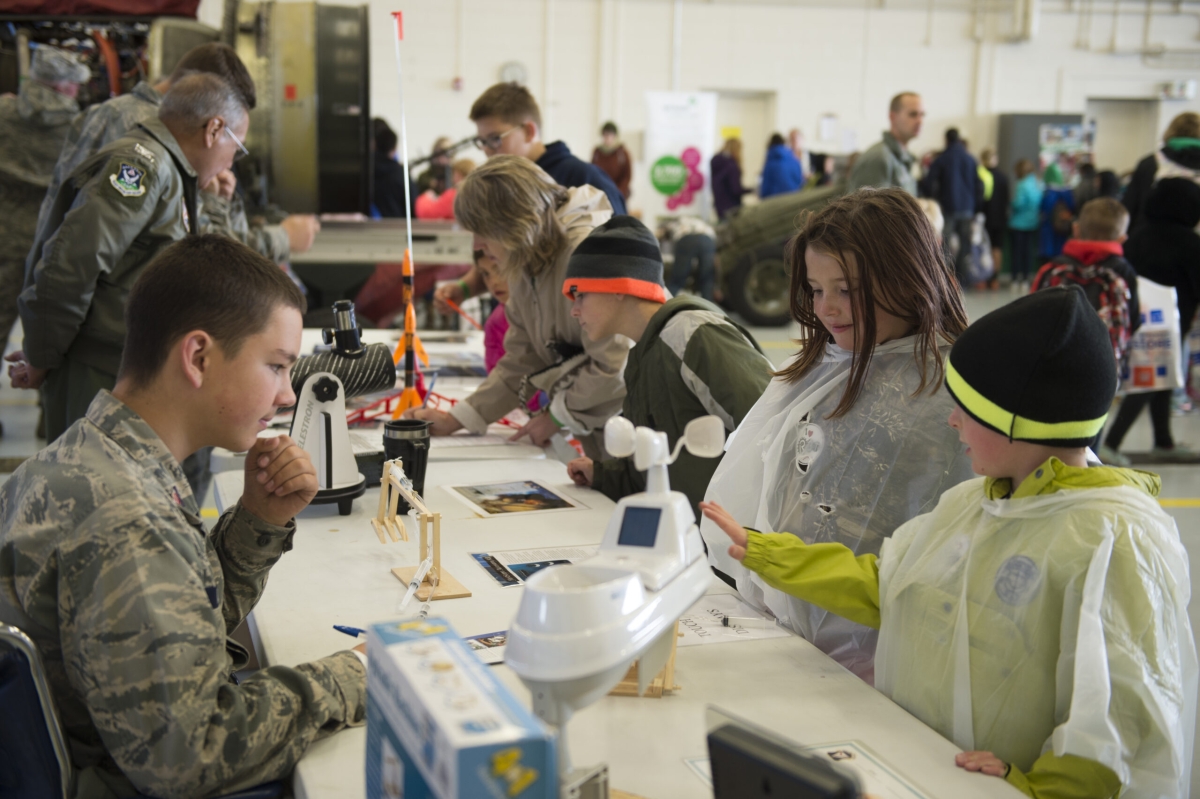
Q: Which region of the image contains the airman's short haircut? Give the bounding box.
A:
[170,42,256,111]
[1077,198,1130,241]
[119,235,306,387]
[890,92,920,114]
[469,83,542,129]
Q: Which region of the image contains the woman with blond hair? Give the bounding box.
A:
[711,137,751,219]
[406,156,626,456]
[1124,111,1200,234]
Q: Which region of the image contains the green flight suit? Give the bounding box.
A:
[19,116,197,443]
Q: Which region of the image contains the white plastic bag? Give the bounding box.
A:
[1121,277,1182,394]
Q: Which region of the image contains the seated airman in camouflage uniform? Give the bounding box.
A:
[0,235,365,799]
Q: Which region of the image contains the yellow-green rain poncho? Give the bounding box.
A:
[878,472,1197,798]
[744,461,1198,798]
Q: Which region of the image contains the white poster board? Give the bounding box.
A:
[644,91,718,221]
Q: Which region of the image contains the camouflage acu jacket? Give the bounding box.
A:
[0,391,366,799]
[0,80,78,188]
[19,117,198,376]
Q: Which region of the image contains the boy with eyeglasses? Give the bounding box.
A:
[436,82,626,313]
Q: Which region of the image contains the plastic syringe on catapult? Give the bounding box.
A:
[372,457,471,602]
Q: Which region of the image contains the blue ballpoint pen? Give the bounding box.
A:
[333,624,368,640]
[421,373,439,408]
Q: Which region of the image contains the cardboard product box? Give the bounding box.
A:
[366,618,557,799]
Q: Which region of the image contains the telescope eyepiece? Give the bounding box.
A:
[324,300,366,359]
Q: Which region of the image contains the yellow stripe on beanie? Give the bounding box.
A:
[946,361,1107,441]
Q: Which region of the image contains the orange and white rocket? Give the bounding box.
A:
[389,11,428,417]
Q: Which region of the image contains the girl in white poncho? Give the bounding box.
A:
[700,188,975,683]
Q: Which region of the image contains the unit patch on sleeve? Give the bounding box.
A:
[110,163,146,197]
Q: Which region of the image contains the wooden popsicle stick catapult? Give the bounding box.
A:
[373,459,471,601]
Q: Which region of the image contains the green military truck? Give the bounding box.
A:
[716,183,845,326]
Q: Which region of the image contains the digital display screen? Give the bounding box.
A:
[617,506,661,547]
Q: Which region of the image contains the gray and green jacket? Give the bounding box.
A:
[847,131,917,196]
[592,295,773,516]
[19,117,198,376]
[0,391,366,799]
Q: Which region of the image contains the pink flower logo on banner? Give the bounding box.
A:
[663,146,705,209]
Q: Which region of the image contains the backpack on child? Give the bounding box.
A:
[1050,198,1076,236]
[1031,255,1131,369]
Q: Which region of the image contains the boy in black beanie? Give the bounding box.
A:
[703,286,1196,799]
[561,215,773,518]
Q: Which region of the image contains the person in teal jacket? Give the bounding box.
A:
[702,286,1197,799]
[1008,158,1042,290]
[561,215,773,518]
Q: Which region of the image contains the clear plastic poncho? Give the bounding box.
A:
[876,479,1198,798]
[701,336,975,681]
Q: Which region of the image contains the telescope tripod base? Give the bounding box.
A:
[309,477,367,516]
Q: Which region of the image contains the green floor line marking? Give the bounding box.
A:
[1159,499,1200,508]
[201,508,220,518]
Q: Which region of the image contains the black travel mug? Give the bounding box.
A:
[382,419,431,512]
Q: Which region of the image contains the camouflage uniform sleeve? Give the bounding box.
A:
[210,500,296,634]
[59,499,366,799]
[197,193,291,264]
[19,151,162,370]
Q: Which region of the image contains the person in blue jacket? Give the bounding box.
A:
[1008,158,1042,291]
[1038,162,1075,261]
[759,133,804,199]
[924,128,983,287]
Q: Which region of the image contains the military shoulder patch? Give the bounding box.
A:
[110,163,146,197]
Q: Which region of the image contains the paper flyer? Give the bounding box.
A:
[445,480,587,517]
[463,630,507,665]
[470,545,599,588]
[676,594,791,647]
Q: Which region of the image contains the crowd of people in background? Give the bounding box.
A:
[3,37,1199,799]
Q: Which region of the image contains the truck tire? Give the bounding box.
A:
[726,246,792,327]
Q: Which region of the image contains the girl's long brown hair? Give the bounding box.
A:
[776,187,968,418]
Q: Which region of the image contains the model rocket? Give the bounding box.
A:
[392,250,423,415]
[390,11,428,417]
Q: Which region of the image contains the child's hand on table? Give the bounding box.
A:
[700,501,749,561]
[567,457,594,487]
[955,751,1007,778]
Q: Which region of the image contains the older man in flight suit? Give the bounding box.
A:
[31,42,318,275]
[13,72,249,456]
